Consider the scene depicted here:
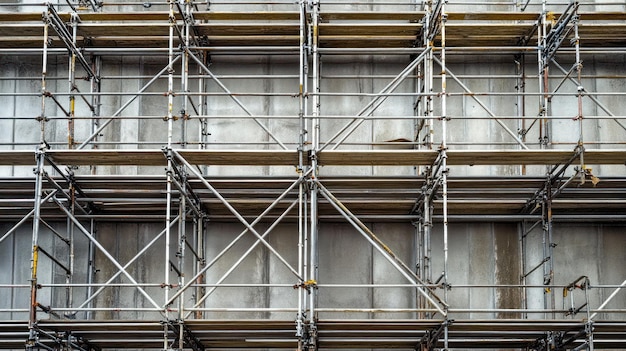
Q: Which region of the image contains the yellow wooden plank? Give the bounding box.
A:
[1,149,625,166]
[320,11,424,21]
[319,23,421,36]
[446,12,540,21]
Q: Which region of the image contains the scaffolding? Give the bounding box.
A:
[0,0,626,349]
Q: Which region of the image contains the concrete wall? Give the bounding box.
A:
[2,221,624,321]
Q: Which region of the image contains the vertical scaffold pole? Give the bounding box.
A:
[538,0,555,318]
[297,0,308,348]
[309,1,320,349]
[573,6,585,179]
[177,168,187,349]
[67,174,76,311]
[538,0,548,149]
[86,218,97,319]
[543,178,555,317]
[89,54,102,175]
[416,1,428,318]
[27,148,45,350]
[198,52,208,175]
[164,0,177,347]
[39,7,50,144]
[68,13,78,149]
[181,0,191,149]
[27,9,52,347]
[439,0,451,347]
[424,3,434,151]
[194,216,207,319]
[514,53,526,173]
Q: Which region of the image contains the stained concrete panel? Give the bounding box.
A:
[371,223,416,319]
[598,225,626,320]
[431,223,471,319]
[0,57,16,176]
[203,222,270,319]
[468,223,495,319]
[494,222,522,319]
[93,222,122,320]
[0,224,15,319]
[268,224,301,320]
[523,224,550,318]
[317,222,373,319]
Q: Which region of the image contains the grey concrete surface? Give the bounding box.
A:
[2,220,623,322]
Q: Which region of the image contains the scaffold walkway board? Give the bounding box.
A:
[1,319,625,349]
[1,149,625,167]
[1,11,626,49]
[1,173,625,221]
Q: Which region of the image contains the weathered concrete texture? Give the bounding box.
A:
[494,223,522,319]
[317,222,373,319]
[203,222,272,319]
[523,224,549,319]
[268,224,301,320]
[0,221,89,320]
[431,223,523,320]
[0,224,17,320]
[370,223,416,319]
[552,224,626,320]
[93,222,173,320]
[1,219,625,324]
[599,225,626,320]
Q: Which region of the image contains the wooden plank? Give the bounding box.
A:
[317,149,626,166]
[1,149,624,167]
[320,36,417,48]
[0,24,44,37]
[446,12,540,21]
[578,12,626,21]
[77,23,300,38]
[195,11,299,21]
[319,23,421,36]
[320,12,424,22]
[3,10,623,24]
[444,23,536,37]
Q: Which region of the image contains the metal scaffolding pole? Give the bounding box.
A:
[436,0,451,347]
[164,0,177,347]
[297,1,309,348]
[26,148,45,351]
[307,2,321,350]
